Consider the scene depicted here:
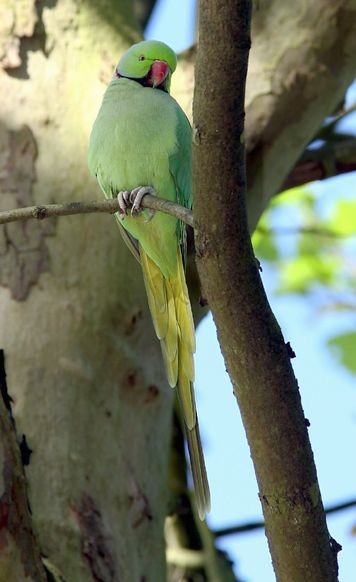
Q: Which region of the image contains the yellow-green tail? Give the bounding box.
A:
[140,246,210,520]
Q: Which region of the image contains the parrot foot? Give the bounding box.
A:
[117,186,156,217]
[118,190,131,217]
[130,186,155,215]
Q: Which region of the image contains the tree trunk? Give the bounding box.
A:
[0,1,172,580]
[0,350,46,580]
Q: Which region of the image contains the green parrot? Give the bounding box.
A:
[88,40,210,520]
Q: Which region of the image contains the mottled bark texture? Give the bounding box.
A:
[0,1,171,580]
[193,1,339,581]
[245,0,356,229]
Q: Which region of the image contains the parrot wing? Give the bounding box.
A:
[168,110,211,518]
[169,107,192,265]
[116,218,141,263]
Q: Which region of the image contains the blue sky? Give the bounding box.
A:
[146,2,356,580]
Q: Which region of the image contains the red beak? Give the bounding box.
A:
[147,60,170,88]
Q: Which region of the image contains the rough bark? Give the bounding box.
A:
[193,1,339,581]
[0,351,46,581]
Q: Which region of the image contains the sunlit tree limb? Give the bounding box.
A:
[0,195,194,228]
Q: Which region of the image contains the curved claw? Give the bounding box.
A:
[130,186,156,215]
[117,190,131,217]
[117,186,156,218]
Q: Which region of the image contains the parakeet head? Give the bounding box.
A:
[115,40,177,93]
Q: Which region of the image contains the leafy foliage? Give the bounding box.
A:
[328,332,356,374]
[253,179,356,375]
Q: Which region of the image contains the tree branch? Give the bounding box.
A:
[2,133,355,231]
[0,195,194,228]
[257,226,351,239]
[1,132,355,232]
[280,137,356,192]
[214,498,356,538]
[244,1,356,229]
[193,1,339,581]
[133,0,158,30]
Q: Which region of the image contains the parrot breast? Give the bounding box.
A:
[88,78,180,276]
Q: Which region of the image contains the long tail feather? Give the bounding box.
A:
[186,419,211,520]
[141,249,169,340]
[140,246,210,519]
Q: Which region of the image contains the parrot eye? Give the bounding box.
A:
[138,55,145,61]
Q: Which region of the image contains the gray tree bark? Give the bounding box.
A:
[0,1,171,580]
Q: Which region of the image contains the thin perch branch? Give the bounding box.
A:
[214,498,356,538]
[0,195,194,229]
[1,135,355,231]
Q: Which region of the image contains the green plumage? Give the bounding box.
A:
[88,40,210,519]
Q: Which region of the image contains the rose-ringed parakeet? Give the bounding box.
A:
[88,40,210,520]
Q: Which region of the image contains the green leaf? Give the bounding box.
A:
[328,200,356,236]
[277,255,339,294]
[271,185,315,208]
[252,228,279,261]
[328,332,356,375]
